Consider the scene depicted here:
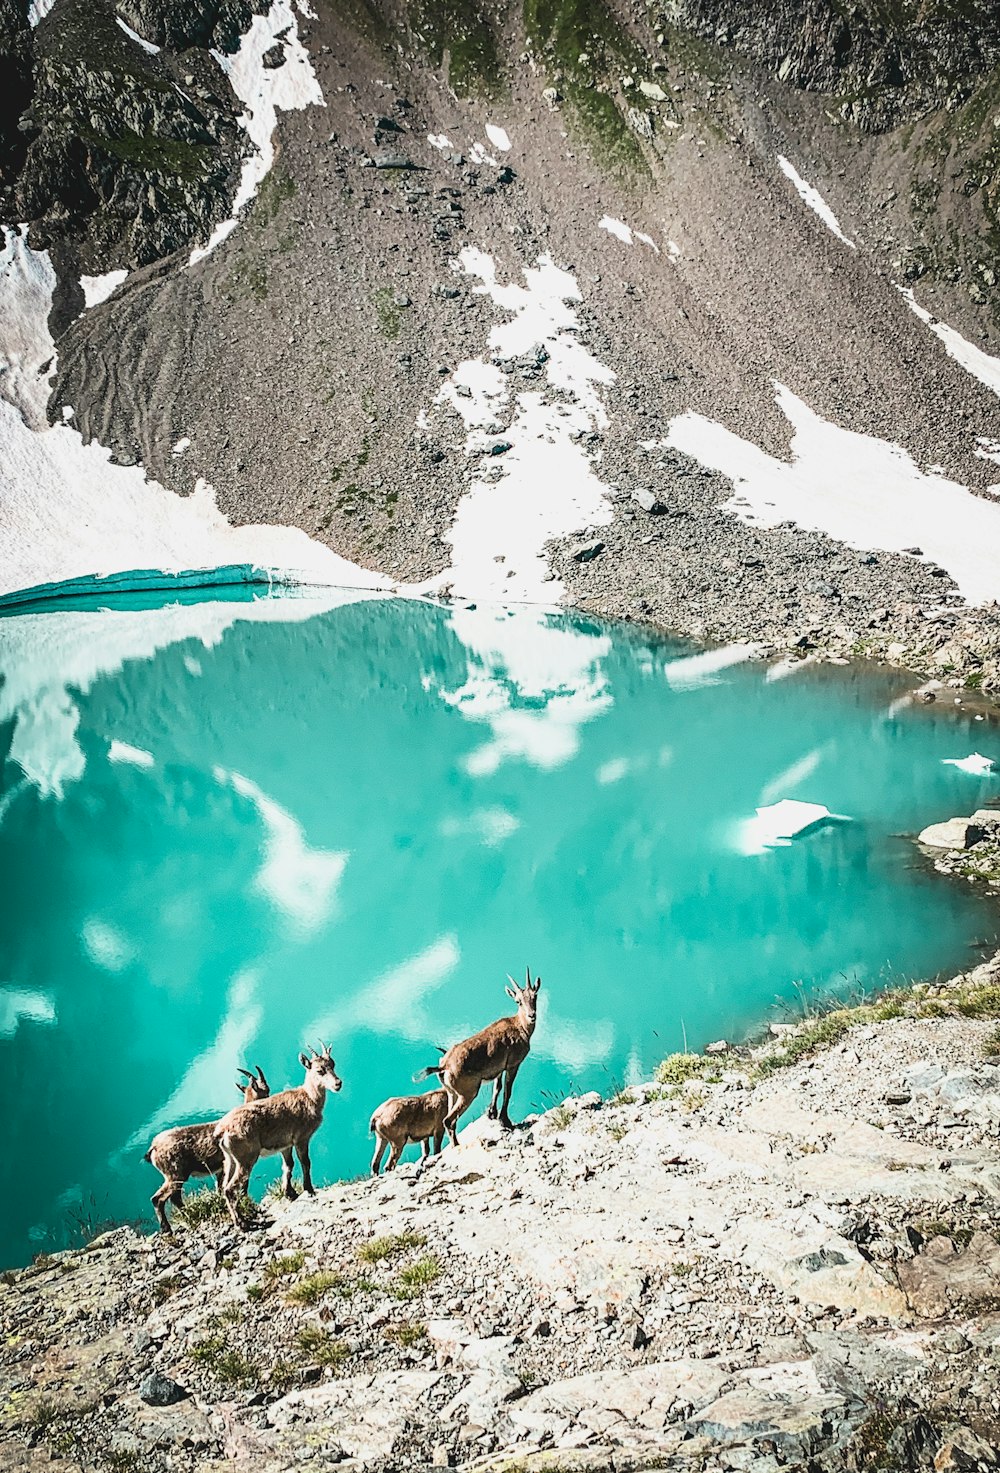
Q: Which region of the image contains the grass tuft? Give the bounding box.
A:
[384,1320,428,1348]
[357,1231,426,1265]
[262,1251,306,1289]
[296,1326,349,1369]
[189,1335,256,1386]
[287,1270,349,1305]
[655,1053,718,1086]
[392,1255,441,1299]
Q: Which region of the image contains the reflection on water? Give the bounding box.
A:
[1,590,999,1266]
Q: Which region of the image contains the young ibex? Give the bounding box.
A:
[416,968,541,1144]
[144,1066,270,1234]
[369,1087,448,1175]
[214,1043,341,1229]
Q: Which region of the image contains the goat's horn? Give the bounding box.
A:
[321,1041,332,1057]
[255,1065,267,1084]
[236,1067,254,1080]
[506,973,518,988]
[306,1044,318,1058]
[525,965,531,986]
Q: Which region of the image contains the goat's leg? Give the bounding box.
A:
[486,1074,503,1121]
[433,1128,444,1154]
[371,1135,388,1176]
[218,1136,237,1192]
[151,1180,177,1234]
[297,1139,315,1195]
[386,1141,404,1171]
[280,1148,298,1200]
[443,1085,473,1147]
[223,1168,250,1231]
[498,1062,521,1130]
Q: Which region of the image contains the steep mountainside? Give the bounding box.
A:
[3,0,1000,686]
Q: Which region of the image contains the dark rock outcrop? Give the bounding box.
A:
[658,0,1000,130]
[0,0,259,274]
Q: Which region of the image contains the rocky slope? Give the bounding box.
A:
[3,962,1000,1472]
[3,0,1000,690]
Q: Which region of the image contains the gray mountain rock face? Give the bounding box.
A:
[659,0,1000,130]
[0,0,251,275]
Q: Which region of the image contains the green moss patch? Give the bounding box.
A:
[524,0,652,178]
[412,0,505,98]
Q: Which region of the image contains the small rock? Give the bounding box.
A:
[705,1040,729,1055]
[632,487,665,514]
[918,818,984,850]
[261,42,285,69]
[639,80,668,100]
[374,154,414,170]
[139,1372,187,1407]
[571,540,605,563]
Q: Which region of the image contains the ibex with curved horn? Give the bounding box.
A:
[214,1043,342,1229]
[415,968,541,1144]
[144,1065,270,1233]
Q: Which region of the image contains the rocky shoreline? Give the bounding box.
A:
[4,958,1000,1473]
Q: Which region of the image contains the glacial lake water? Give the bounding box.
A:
[2,588,999,1267]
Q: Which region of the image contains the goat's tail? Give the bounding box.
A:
[413,1064,444,1083]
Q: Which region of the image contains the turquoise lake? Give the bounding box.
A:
[2,588,999,1267]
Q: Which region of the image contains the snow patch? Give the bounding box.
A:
[598,216,660,253]
[666,382,1000,605]
[115,16,160,53]
[777,156,855,249]
[189,0,324,267]
[428,133,453,152]
[900,287,1000,400]
[485,123,511,151]
[422,249,614,602]
[80,269,128,310]
[599,215,632,245]
[108,739,155,768]
[171,436,191,455]
[27,0,55,24]
[735,799,842,856]
[942,753,996,775]
[0,226,391,602]
[470,142,498,166]
[0,226,57,429]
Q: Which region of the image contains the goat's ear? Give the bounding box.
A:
[533,977,542,992]
[298,1051,309,1068]
[505,985,517,1001]
[235,1082,244,1093]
